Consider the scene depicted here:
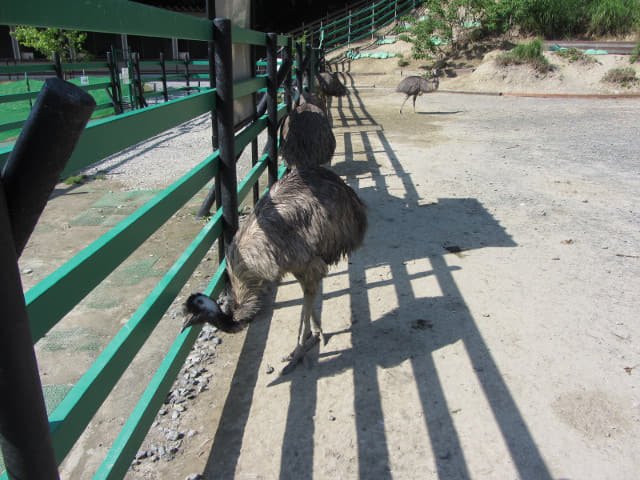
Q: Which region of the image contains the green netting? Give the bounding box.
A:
[346,51,399,59]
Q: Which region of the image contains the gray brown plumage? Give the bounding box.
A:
[280,92,336,168]
[183,167,367,373]
[396,68,439,113]
[315,71,348,111]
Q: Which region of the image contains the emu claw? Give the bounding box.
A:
[280,333,321,375]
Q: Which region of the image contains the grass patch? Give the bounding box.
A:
[496,38,551,73]
[602,67,638,86]
[0,76,115,143]
[554,47,599,65]
[63,174,88,185]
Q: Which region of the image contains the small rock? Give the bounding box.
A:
[167,431,183,442]
[21,268,33,275]
[187,429,197,438]
[266,365,275,374]
[328,415,336,421]
[185,474,203,480]
[172,411,180,420]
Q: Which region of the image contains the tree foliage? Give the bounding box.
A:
[399,0,640,50]
[11,26,88,62]
[396,0,490,59]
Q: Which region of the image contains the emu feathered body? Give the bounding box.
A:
[315,71,348,97]
[183,167,367,361]
[280,96,336,168]
[396,69,439,113]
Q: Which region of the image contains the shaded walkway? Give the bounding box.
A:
[199,80,555,479]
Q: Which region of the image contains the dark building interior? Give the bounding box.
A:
[2,0,354,61]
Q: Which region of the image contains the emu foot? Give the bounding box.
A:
[281,333,321,375]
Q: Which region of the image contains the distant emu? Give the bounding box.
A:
[396,69,439,114]
[280,91,336,169]
[183,167,367,374]
[315,71,348,110]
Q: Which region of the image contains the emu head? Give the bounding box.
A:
[181,292,242,333]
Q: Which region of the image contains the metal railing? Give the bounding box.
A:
[0,0,319,478]
[288,0,418,52]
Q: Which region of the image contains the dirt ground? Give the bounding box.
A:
[9,40,640,479]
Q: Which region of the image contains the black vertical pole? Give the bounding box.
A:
[159,52,169,102]
[283,37,293,113]
[266,32,278,187]
[106,52,122,114]
[53,52,63,80]
[196,0,220,224]
[184,52,191,95]
[132,52,147,108]
[214,18,238,254]
[307,44,315,93]
[295,40,304,101]
[0,78,95,480]
[250,34,260,207]
[110,45,123,109]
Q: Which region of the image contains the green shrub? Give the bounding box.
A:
[496,38,551,72]
[63,174,88,185]
[554,47,599,64]
[483,0,522,34]
[602,66,638,84]
[517,0,588,38]
[589,0,640,36]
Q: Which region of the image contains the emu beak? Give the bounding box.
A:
[181,294,221,333]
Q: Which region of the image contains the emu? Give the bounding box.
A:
[183,167,367,373]
[396,69,439,114]
[315,71,348,111]
[280,91,336,169]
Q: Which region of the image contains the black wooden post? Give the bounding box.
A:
[0,78,95,480]
[132,52,147,108]
[195,0,220,222]
[184,52,191,95]
[110,46,123,109]
[106,51,123,114]
[213,18,238,254]
[295,40,303,103]
[283,37,293,113]
[159,52,169,102]
[53,52,63,79]
[306,43,315,93]
[266,32,278,187]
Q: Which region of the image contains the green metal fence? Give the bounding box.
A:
[288,0,418,52]
[0,0,295,478]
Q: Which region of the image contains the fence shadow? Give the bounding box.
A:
[201,80,552,479]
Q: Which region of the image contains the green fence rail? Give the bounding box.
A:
[0,0,297,478]
[0,55,206,139]
[288,0,417,52]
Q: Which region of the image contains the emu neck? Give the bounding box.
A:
[230,276,264,323]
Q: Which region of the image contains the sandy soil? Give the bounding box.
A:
[12,37,640,480]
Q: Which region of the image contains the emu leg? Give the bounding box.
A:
[282,262,327,374]
[400,95,410,114]
[412,94,417,112]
